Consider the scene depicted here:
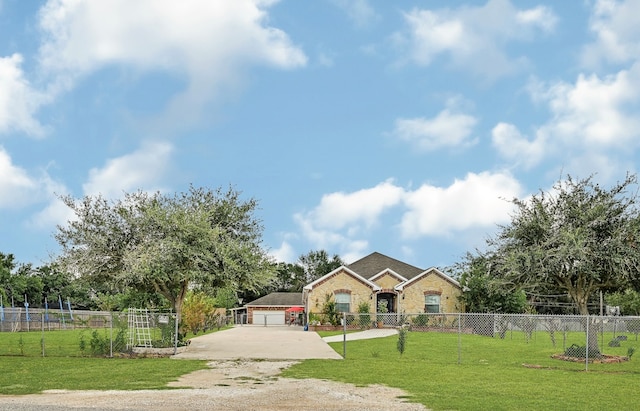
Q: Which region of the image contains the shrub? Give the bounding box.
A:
[154,316,178,348]
[322,294,340,326]
[308,312,321,326]
[85,324,128,356]
[412,314,429,327]
[397,328,408,355]
[182,292,216,335]
[89,330,108,356]
[564,344,601,359]
[357,301,371,329]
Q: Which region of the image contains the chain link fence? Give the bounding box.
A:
[332,312,640,370]
[0,308,202,357]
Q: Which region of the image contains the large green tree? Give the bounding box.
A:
[488,174,640,353]
[271,262,306,292]
[55,186,275,321]
[606,289,640,316]
[0,253,44,307]
[453,252,527,314]
[297,250,344,285]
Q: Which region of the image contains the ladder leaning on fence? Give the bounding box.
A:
[127,308,152,348]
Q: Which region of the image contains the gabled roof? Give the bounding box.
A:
[369,268,408,283]
[347,252,424,280]
[395,267,461,291]
[246,292,303,306]
[303,266,381,291]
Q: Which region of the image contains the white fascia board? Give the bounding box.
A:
[369,268,408,283]
[395,267,460,291]
[303,265,381,291]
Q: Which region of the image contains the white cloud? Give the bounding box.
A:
[493,63,640,169]
[270,240,296,263]
[400,172,522,238]
[293,214,352,250]
[491,122,546,168]
[27,178,74,230]
[0,54,47,137]
[0,146,70,230]
[0,146,39,208]
[393,109,478,151]
[395,0,557,80]
[292,173,523,258]
[292,180,404,260]
[538,65,640,146]
[516,5,558,33]
[37,0,307,128]
[331,0,379,28]
[564,151,630,185]
[301,180,405,231]
[340,241,369,265]
[581,0,640,68]
[82,141,173,198]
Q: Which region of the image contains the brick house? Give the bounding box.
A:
[303,252,462,316]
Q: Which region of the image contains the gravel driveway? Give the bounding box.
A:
[0,327,429,410]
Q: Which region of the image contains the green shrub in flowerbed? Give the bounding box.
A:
[563,343,602,358]
[282,331,640,411]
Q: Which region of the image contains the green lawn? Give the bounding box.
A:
[2,327,639,409]
[0,357,207,395]
[0,326,229,357]
[0,326,222,395]
[282,331,640,411]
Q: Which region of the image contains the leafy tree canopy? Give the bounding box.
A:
[487,174,640,317]
[453,252,527,314]
[606,289,640,316]
[55,186,275,320]
[297,249,344,285]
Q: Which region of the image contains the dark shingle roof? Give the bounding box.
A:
[246,292,303,306]
[347,252,424,280]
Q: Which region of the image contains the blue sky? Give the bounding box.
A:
[1,0,640,270]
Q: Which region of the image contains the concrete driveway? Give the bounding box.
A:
[172,325,343,360]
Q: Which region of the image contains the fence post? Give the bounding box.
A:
[585,315,589,372]
[343,312,347,359]
[457,312,461,365]
[41,311,45,357]
[173,311,179,355]
[109,312,113,358]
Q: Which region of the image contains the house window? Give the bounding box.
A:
[425,295,440,313]
[335,293,350,313]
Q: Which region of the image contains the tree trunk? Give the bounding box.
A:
[576,298,601,356]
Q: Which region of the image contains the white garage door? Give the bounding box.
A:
[252,310,286,325]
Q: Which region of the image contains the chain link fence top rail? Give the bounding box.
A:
[327,312,640,370]
[0,309,233,357]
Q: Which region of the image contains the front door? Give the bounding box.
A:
[376,293,396,313]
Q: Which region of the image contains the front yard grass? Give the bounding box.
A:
[0,326,229,357]
[0,357,207,395]
[282,331,640,410]
[0,326,225,395]
[3,327,638,409]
